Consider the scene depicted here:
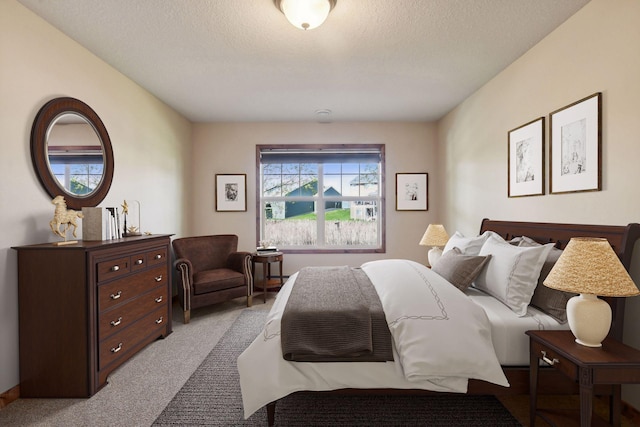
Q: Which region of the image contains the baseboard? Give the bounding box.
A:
[0,385,19,410]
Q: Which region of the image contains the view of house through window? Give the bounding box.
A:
[257,144,385,253]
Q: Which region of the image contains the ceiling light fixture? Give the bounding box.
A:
[275,0,337,30]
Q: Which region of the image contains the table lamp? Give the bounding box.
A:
[419,224,450,267]
[543,237,640,347]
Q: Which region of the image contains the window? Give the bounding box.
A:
[257,144,385,253]
[48,147,105,195]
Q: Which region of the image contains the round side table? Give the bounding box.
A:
[251,252,284,303]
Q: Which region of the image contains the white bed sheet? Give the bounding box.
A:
[237,260,509,419]
[465,287,570,365]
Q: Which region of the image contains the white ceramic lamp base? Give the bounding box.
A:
[428,247,443,268]
[566,293,612,347]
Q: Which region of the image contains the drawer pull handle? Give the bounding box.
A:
[155,316,164,325]
[110,291,122,300]
[111,265,120,272]
[155,254,163,260]
[110,317,123,327]
[135,259,144,265]
[155,296,163,303]
[111,343,123,353]
[155,275,163,282]
[541,351,559,366]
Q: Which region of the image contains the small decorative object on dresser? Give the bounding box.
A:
[49,195,83,245]
[12,234,173,397]
[81,207,103,241]
[419,224,449,267]
[121,199,142,236]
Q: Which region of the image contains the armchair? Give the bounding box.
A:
[172,234,253,323]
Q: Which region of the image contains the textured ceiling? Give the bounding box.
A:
[18,0,590,123]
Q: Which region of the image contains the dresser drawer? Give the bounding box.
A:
[97,256,131,282]
[98,306,167,370]
[531,339,578,380]
[98,266,166,312]
[130,252,147,272]
[98,285,168,340]
[147,247,168,267]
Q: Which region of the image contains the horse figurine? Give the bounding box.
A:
[50,195,84,242]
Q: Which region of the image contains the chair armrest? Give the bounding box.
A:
[227,251,252,274]
[174,258,194,285]
[228,252,253,294]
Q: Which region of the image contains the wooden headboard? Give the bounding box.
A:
[479,219,640,340]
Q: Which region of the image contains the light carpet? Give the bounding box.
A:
[153,309,522,426]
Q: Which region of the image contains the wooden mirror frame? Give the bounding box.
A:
[31,97,114,210]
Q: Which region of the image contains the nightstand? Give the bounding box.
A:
[527,330,640,427]
[252,252,284,303]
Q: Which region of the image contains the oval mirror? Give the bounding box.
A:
[31,97,114,210]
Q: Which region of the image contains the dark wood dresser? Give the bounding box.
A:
[13,234,173,397]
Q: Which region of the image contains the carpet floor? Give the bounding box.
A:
[153,309,522,426]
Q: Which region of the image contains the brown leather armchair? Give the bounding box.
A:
[172,235,253,323]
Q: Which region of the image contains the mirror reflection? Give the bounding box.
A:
[46,113,105,197]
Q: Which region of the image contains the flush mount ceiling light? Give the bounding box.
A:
[275,0,337,30]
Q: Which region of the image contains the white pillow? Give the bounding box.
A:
[443,230,501,256]
[474,235,553,316]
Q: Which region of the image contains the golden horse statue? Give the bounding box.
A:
[50,195,84,241]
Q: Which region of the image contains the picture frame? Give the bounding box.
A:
[550,92,602,194]
[508,117,545,197]
[215,174,247,212]
[396,173,428,211]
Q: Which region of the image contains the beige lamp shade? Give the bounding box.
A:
[543,237,639,297]
[419,224,450,247]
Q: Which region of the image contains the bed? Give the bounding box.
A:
[237,219,640,425]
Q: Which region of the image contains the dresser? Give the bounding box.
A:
[13,234,172,397]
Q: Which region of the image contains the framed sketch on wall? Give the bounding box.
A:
[396,173,428,211]
[508,117,545,197]
[550,92,602,194]
[216,174,247,211]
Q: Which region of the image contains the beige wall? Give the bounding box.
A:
[190,122,439,274]
[0,1,191,394]
[438,0,640,407]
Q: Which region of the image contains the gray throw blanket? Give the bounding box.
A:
[281,266,393,362]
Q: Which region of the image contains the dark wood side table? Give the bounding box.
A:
[251,252,284,303]
[527,330,640,427]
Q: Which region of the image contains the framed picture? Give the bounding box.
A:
[508,117,545,197]
[550,92,602,194]
[396,173,428,211]
[215,174,247,211]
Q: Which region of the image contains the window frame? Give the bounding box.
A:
[256,144,386,254]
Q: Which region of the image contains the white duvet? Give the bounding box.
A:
[237,259,509,419]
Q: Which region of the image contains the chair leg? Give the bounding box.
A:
[183,309,191,324]
[247,294,253,307]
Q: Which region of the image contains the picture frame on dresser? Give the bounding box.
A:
[549,92,602,194]
[216,174,247,212]
[507,117,545,197]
